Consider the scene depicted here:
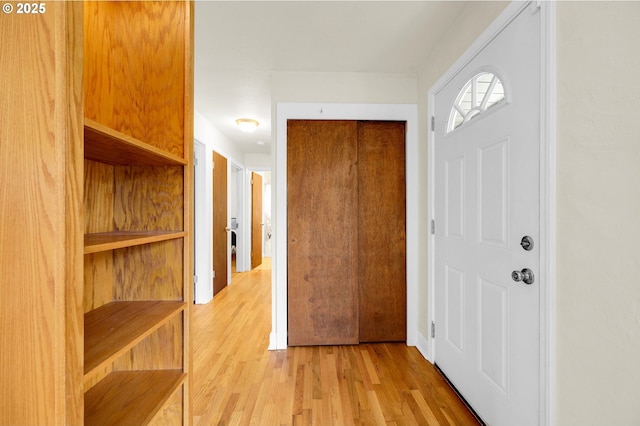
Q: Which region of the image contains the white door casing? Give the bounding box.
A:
[432,3,545,425]
[194,140,213,304]
[271,103,419,351]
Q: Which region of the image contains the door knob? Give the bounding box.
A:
[512,268,535,285]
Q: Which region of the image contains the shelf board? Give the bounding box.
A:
[85,370,184,426]
[84,231,186,254]
[84,301,185,381]
[84,119,187,166]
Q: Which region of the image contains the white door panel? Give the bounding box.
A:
[434,4,541,425]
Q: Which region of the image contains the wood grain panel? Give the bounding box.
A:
[287,120,359,345]
[84,160,115,234]
[0,3,83,424]
[84,2,185,157]
[113,240,184,301]
[62,4,86,423]
[84,1,142,143]
[358,121,407,342]
[114,166,184,232]
[114,314,184,372]
[84,252,114,313]
[139,2,186,156]
[213,151,228,295]
[149,386,184,426]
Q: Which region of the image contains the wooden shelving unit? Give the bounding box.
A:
[81,2,193,424]
[1,2,192,424]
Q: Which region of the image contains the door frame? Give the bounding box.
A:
[243,167,270,271]
[271,103,419,351]
[426,2,556,425]
[194,139,213,304]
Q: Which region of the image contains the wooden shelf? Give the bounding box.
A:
[84,301,185,381]
[84,119,187,166]
[84,231,186,254]
[85,370,184,425]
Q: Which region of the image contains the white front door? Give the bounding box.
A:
[434,4,541,425]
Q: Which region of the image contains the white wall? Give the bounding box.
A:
[194,110,245,165]
[271,71,418,104]
[244,153,271,170]
[556,2,640,424]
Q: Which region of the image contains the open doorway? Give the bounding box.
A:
[247,170,272,270]
[229,163,245,276]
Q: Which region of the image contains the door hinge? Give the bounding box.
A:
[431,116,436,131]
[431,219,436,235]
[193,274,198,284]
[194,157,198,166]
[431,321,436,338]
[212,270,215,279]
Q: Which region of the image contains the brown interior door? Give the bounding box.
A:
[213,151,228,296]
[287,120,359,345]
[251,172,263,269]
[357,121,406,342]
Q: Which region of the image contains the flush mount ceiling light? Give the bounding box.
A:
[235,118,259,133]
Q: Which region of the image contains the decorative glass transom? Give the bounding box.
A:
[447,72,506,133]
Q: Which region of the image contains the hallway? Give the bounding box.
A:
[192,259,478,425]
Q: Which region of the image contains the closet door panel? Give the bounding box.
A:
[287,120,359,345]
[358,121,407,342]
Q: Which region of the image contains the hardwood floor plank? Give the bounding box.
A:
[191,258,479,425]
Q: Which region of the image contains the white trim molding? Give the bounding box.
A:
[270,102,419,350]
[540,3,557,425]
[426,2,556,425]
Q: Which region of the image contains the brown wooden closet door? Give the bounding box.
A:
[251,172,263,269]
[358,121,407,342]
[213,151,228,295]
[287,120,359,346]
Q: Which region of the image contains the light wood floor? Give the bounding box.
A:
[192,259,478,425]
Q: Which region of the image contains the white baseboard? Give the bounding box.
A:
[415,331,433,363]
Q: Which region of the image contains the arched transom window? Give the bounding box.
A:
[447,71,506,133]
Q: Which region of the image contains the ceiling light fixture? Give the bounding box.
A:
[235,118,259,133]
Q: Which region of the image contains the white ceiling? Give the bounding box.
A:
[194,1,468,155]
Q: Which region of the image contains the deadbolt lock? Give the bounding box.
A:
[512,268,535,285]
[520,236,534,251]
